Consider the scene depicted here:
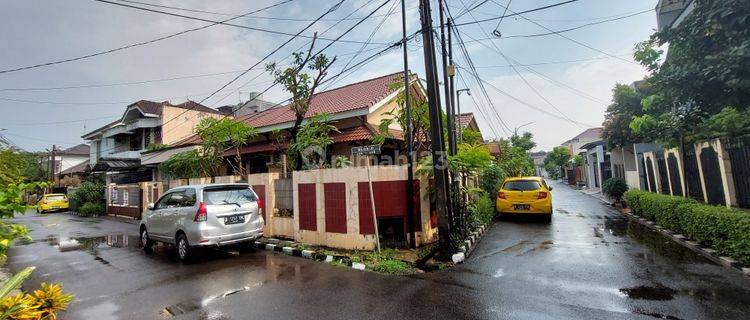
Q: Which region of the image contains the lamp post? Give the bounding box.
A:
[513,121,536,137]
[456,88,470,143]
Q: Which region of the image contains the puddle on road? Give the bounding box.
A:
[619,285,677,301]
[626,222,710,264]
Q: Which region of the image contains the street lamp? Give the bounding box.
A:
[513,121,535,137]
[456,89,470,142]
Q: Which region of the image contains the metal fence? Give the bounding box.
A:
[725,135,750,208]
[683,147,704,201]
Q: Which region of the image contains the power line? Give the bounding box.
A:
[487,0,635,65]
[445,5,512,135]
[469,8,652,40]
[455,0,587,128]
[452,0,578,27]
[92,0,388,45]
[0,0,295,75]
[143,0,395,157]
[0,42,390,92]
[3,115,119,126]
[472,54,630,69]
[115,0,417,22]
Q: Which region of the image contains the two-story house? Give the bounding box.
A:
[82,100,225,183]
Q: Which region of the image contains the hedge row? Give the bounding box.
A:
[624,190,750,266]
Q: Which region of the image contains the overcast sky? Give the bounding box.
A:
[0,0,657,152]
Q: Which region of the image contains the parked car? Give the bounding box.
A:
[38,194,69,213]
[139,184,264,261]
[496,177,553,222]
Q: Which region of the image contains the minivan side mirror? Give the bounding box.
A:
[147,203,155,210]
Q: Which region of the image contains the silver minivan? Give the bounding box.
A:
[139,184,264,261]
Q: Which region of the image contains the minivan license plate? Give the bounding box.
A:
[514,204,530,211]
[224,215,245,225]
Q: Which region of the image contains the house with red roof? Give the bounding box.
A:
[146,72,430,177]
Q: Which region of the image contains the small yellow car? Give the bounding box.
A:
[38,194,69,213]
[496,177,553,221]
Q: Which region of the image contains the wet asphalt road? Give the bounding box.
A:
[7,180,750,319]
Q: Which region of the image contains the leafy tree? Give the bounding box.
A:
[496,140,534,177]
[373,77,432,152]
[159,149,204,179]
[629,0,750,145]
[195,117,259,177]
[267,35,336,169]
[544,146,572,180]
[572,154,584,166]
[602,83,649,148]
[461,128,483,145]
[287,113,339,169]
[449,143,492,176]
[510,132,536,152]
[0,150,45,188]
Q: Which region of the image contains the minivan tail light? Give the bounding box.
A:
[194,202,207,222]
[257,198,264,210]
[498,191,506,199]
[538,191,548,199]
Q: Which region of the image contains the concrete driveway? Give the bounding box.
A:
[7,181,750,319]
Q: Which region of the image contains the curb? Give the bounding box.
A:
[253,239,365,271]
[618,210,749,277]
[451,224,490,264]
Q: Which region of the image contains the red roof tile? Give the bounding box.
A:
[457,113,475,129]
[237,72,403,128]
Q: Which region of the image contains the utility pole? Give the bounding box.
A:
[401,0,416,249]
[419,0,453,255]
[438,0,456,156]
[456,88,470,143]
[447,17,457,152]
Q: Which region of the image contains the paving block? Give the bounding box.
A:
[265,244,275,251]
[719,256,739,268]
[742,268,750,277]
[452,252,465,264]
[282,247,293,255]
[301,250,314,259]
[458,246,466,253]
[325,255,334,263]
[352,262,366,270]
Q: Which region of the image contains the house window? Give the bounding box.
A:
[153,127,162,144]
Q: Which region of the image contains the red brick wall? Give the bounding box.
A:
[298,183,317,231]
[324,183,347,234]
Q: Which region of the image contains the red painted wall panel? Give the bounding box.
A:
[324,183,347,233]
[298,183,317,231]
[252,185,266,220]
[358,180,419,234]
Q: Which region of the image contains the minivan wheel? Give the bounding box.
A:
[141,228,154,254]
[176,233,191,262]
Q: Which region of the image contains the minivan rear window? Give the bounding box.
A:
[503,180,541,191]
[203,187,257,205]
[45,195,66,201]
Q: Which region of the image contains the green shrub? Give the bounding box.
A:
[467,194,495,229]
[78,202,104,217]
[625,190,750,266]
[623,190,646,214]
[679,203,750,265]
[70,182,104,205]
[602,178,628,202]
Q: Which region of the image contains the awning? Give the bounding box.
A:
[91,158,140,172]
[140,145,197,165]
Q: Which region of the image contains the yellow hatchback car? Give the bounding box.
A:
[38,194,69,213]
[496,177,553,220]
